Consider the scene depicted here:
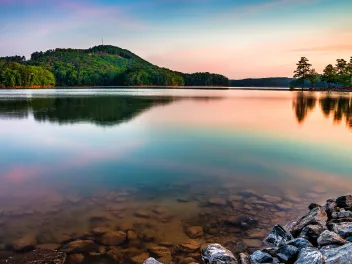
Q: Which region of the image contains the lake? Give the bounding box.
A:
[0,89,351,263]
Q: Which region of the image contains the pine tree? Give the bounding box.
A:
[294,57,312,90]
[321,64,337,88]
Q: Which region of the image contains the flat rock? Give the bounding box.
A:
[178,240,200,253]
[134,210,151,218]
[201,244,238,264]
[264,224,293,247]
[208,198,227,206]
[99,231,127,246]
[12,235,37,252]
[185,226,204,239]
[294,247,324,264]
[291,206,328,236]
[262,195,282,203]
[321,243,352,264]
[317,230,347,247]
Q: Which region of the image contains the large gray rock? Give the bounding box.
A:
[250,250,273,263]
[335,195,352,209]
[287,238,313,250]
[201,244,238,264]
[321,243,352,263]
[291,207,328,236]
[277,245,299,263]
[324,199,337,217]
[332,210,352,219]
[329,222,352,239]
[317,230,347,247]
[294,247,324,264]
[264,224,293,247]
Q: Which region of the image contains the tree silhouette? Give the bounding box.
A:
[292,92,317,123]
[294,57,312,90]
[321,64,337,88]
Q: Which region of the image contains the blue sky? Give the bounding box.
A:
[0,0,351,78]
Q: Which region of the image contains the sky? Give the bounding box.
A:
[0,0,351,79]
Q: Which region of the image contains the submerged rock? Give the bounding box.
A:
[201,244,238,264]
[98,231,127,246]
[294,247,324,264]
[12,235,37,252]
[63,240,96,253]
[264,224,293,247]
[185,226,204,239]
[208,198,227,206]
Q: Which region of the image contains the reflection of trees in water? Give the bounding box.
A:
[293,92,352,130]
[0,96,173,126]
[292,92,317,123]
[320,95,352,129]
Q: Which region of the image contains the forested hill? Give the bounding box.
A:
[0,45,229,88]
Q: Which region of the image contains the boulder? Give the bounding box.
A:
[99,231,127,246]
[294,247,324,264]
[185,226,204,239]
[317,230,347,247]
[131,252,150,264]
[12,235,37,252]
[201,244,238,264]
[324,199,337,217]
[321,243,352,263]
[264,224,293,247]
[332,210,352,219]
[208,198,227,206]
[291,206,328,236]
[328,222,352,239]
[335,195,352,209]
[239,252,250,264]
[276,245,299,262]
[287,238,313,250]
[249,250,273,263]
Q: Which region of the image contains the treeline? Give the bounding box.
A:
[293,57,352,89]
[0,61,55,88]
[0,45,229,87]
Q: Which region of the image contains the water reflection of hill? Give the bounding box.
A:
[0,96,174,126]
[293,92,352,130]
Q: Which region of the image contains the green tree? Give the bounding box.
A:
[321,64,337,88]
[306,69,320,89]
[294,57,312,90]
[335,59,349,87]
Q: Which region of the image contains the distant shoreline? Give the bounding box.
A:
[0,86,351,92]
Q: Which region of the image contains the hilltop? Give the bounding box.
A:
[0,45,229,88]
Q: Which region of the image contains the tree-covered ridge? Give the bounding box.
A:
[0,45,228,87]
[0,61,55,88]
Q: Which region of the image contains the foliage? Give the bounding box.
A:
[306,69,320,89]
[293,57,312,90]
[321,64,337,88]
[0,61,55,87]
[25,45,228,87]
[0,56,26,63]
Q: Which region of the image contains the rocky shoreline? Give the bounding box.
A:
[1,194,352,264]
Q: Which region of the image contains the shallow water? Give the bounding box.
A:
[0,89,351,263]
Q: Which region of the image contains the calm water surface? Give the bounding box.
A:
[0,89,351,263]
